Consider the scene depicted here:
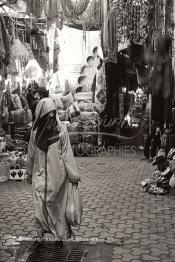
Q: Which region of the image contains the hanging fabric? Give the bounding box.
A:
[101,0,109,59]
[60,0,90,18]
[10,38,29,65]
[107,0,150,45]
[44,0,61,22]
[26,0,44,18]
[0,15,10,67]
[152,34,172,126]
[107,9,118,63]
[53,29,60,73]
[60,0,101,30]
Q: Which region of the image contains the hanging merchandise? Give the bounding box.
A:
[23,59,44,83]
[26,0,44,18]
[152,34,172,126]
[0,15,10,67]
[154,0,165,36]
[107,0,149,46]
[60,0,102,30]
[30,28,49,71]
[61,0,90,18]
[10,38,30,65]
[44,0,61,21]
[53,29,60,73]
[24,43,34,61]
[107,7,118,63]
[30,28,45,52]
[101,0,108,59]
[83,0,102,30]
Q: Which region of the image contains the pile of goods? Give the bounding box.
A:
[51,90,100,156]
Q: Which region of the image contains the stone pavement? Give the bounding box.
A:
[0,153,175,262]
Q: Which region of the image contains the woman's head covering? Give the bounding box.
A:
[33,98,56,129]
[33,98,61,152]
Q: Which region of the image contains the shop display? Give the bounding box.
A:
[9,151,27,180]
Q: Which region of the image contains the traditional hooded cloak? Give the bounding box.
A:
[27,98,80,239]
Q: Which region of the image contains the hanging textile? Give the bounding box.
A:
[61,0,102,30]
[0,16,10,67]
[154,0,165,36]
[101,0,109,59]
[152,35,172,126]
[53,29,60,73]
[107,7,118,63]
[44,0,61,21]
[107,0,149,45]
[60,0,90,18]
[26,0,44,18]
[10,38,29,64]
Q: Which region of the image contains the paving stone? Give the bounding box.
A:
[141,254,161,261]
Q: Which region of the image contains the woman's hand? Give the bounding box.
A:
[71,178,81,186]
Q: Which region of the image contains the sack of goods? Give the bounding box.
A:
[74,92,93,102]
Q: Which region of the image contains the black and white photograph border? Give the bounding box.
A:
[0,0,175,262]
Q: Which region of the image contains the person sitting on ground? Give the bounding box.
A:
[141,149,173,194]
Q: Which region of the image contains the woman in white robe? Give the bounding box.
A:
[26,98,80,241]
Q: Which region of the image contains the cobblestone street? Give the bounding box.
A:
[0,153,175,262]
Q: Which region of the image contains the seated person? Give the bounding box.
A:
[141,149,173,194]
